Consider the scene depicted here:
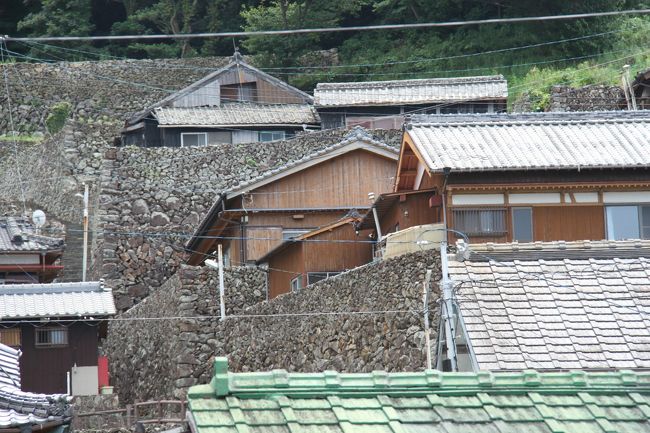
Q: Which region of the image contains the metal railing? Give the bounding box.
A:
[75,399,187,429]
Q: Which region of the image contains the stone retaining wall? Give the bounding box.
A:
[106,250,440,403]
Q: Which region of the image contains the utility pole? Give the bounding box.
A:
[422,269,433,370]
[217,244,226,322]
[439,241,458,371]
[81,183,89,282]
[622,65,638,111]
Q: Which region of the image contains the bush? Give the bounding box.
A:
[45,102,71,134]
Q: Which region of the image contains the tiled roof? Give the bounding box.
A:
[448,241,650,371]
[0,343,71,429]
[405,110,650,172]
[314,75,507,107]
[0,345,20,389]
[0,281,116,319]
[187,357,650,433]
[0,217,64,253]
[154,103,320,127]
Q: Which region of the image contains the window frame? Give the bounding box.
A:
[258,131,286,142]
[511,207,533,242]
[34,327,69,348]
[282,228,313,241]
[307,271,341,285]
[605,204,650,240]
[180,132,208,148]
[290,276,302,293]
[451,207,507,237]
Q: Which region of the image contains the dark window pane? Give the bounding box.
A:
[512,208,533,242]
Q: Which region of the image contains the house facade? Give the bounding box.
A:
[257,216,373,298]
[0,281,116,394]
[314,75,508,129]
[0,217,65,284]
[186,128,398,267]
[122,51,317,147]
[375,111,650,246]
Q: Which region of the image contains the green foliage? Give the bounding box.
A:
[45,102,71,134]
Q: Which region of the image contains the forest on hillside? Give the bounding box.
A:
[2,1,650,104]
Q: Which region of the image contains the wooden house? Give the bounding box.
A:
[0,281,116,394]
[314,75,508,129]
[257,216,372,299]
[185,128,399,267]
[368,111,650,247]
[0,217,64,284]
[122,51,318,147]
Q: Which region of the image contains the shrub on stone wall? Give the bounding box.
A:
[46,102,72,134]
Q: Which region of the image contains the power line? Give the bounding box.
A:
[4,9,650,42]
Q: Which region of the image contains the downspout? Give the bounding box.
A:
[439,240,458,372]
[441,167,451,231]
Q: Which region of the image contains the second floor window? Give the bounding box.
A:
[35,327,68,347]
[606,205,650,240]
[452,208,506,236]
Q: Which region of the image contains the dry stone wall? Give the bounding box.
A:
[106,250,440,403]
[94,129,401,310]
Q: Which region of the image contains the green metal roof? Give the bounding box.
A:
[187,358,650,433]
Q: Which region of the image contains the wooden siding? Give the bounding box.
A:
[216,70,306,104]
[267,244,305,299]
[379,193,440,235]
[246,150,396,209]
[266,223,372,299]
[173,79,220,107]
[19,323,98,394]
[533,205,605,241]
[245,212,350,262]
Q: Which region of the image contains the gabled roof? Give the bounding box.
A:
[0,281,116,320]
[0,217,64,253]
[448,240,650,371]
[227,127,398,197]
[0,343,71,429]
[405,110,650,173]
[128,51,313,125]
[187,357,650,433]
[314,75,507,107]
[154,103,319,128]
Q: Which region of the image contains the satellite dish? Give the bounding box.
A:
[32,210,46,228]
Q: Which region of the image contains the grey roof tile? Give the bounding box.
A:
[449,244,650,370]
[0,217,64,253]
[314,75,507,107]
[0,281,116,319]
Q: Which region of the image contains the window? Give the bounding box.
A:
[512,207,533,242]
[35,327,68,347]
[259,131,286,142]
[0,328,20,347]
[307,272,340,285]
[606,205,650,240]
[220,83,257,103]
[180,132,207,147]
[452,208,506,236]
[282,228,312,240]
[290,276,302,293]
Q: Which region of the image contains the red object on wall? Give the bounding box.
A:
[98,356,109,389]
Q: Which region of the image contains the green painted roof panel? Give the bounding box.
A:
[187,358,650,433]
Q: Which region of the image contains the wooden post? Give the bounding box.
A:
[125,405,132,428]
[218,244,226,321]
[158,401,163,422]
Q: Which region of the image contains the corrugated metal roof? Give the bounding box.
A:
[449,241,650,371]
[153,103,320,127]
[187,357,650,433]
[0,281,116,319]
[406,111,650,172]
[314,75,507,107]
[0,217,64,253]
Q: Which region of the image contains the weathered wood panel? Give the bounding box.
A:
[533,205,605,241]
[255,78,306,104]
[245,226,283,262]
[247,150,396,209]
[379,193,439,235]
[303,224,373,273]
[173,79,220,107]
[267,244,305,299]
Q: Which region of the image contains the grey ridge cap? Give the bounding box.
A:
[227,126,399,197]
[405,110,650,173]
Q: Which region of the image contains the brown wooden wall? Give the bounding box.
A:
[446,203,607,243]
[379,193,440,235]
[216,70,307,104]
[246,150,396,209]
[266,223,372,299]
[19,323,98,394]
